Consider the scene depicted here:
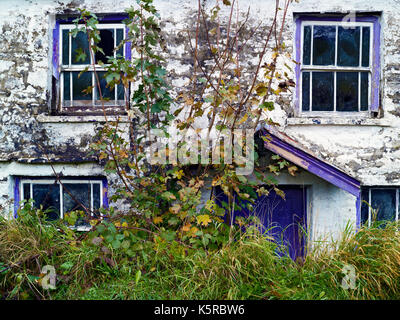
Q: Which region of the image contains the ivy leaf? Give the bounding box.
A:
[160,230,176,241]
[153,216,163,224]
[288,165,298,176]
[74,47,87,63]
[260,101,274,111]
[111,239,121,249]
[196,214,212,227]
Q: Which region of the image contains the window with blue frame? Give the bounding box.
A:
[16,178,108,228]
[361,187,399,226]
[52,14,131,113]
[295,15,380,115]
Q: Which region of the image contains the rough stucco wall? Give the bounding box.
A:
[0,0,399,182]
[0,0,398,239]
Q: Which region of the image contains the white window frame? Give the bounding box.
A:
[300,20,374,116]
[59,23,126,109]
[20,178,104,221]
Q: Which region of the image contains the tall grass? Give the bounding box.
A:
[1,206,400,300]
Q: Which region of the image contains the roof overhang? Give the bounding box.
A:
[260,128,361,197]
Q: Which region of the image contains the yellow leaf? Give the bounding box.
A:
[153,216,163,224]
[288,165,298,176]
[169,204,181,214]
[122,222,128,228]
[182,224,191,232]
[238,113,248,125]
[190,226,199,237]
[196,214,212,227]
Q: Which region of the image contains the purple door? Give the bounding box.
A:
[215,185,307,260]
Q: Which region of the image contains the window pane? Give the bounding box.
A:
[63,183,91,214]
[362,27,370,67]
[63,72,71,105]
[371,189,396,223]
[72,71,92,101]
[360,72,369,111]
[62,29,70,65]
[312,72,334,111]
[313,26,336,66]
[303,26,311,65]
[95,29,115,64]
[336,72,358,112]
[71,31,90,65]
[337,26,360,67]
[302,72,310,111]
[95,71,115,105]
[117,83,125,101]
[361,188,369,225]
[93,183,101,218]
[116,28,124,57]
[32,184,60,220]
[23,183,30,202]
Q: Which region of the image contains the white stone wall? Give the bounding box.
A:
[0,0,398,241]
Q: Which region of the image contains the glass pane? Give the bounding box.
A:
[95,29,115,64]
[303,26,311,65]
[312,72,334,111]
[360,72,369,111]
[63,183,91,213]
[72,71,92,101]
[71,31,90,65]
[23,183,30,202]
[336,72,358,112]
[337,26,360,67]
[96,71,115,105]
[116,28,124,57]
[93,183,101,218]
[117,84,125,105]
[361,188,369,225]
[63,72,71,105]
[63,183,92,227]
[371,189,396,223]
[32,184,60,221]
[302,72,310,111]
[362,27,370,67]
[313,26,336,66]
[62,29,70,65]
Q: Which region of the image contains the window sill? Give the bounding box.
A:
[36,114,131,123]
[286,117,391,127]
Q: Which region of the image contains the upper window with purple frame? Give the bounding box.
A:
[294,15,381,116]
[52,14,131,114]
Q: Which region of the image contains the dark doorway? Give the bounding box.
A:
[215,185,307,260]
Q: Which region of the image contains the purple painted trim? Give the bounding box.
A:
[355,191,361,231]
[294,15,381,113]
[261,129,361,197]
[371,18,381,112]
[102,178,109,209]
[295,18,302,114]
[125,26,132,61]
[52,21,60,80]
[57,13,128,24]
[13,177,20,218]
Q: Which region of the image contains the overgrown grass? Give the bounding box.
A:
[1,208,400,300]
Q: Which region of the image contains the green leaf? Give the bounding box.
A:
[260,101,274,111]
[111,239,121,249]
[121,240,131,249]
[135,270,142,284]
[160,230,176,241]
